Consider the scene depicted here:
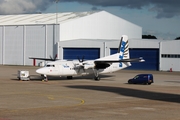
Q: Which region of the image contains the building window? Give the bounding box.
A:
[161,54,180,58]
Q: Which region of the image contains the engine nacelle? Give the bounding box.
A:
[84,63,95,69]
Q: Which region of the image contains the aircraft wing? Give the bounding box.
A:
[94,57,144,69]
[29,57,59,61]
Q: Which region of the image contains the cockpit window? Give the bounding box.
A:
[46,64,55,67]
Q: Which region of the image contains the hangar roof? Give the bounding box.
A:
[58,38,173,49]
[0,11,98,25]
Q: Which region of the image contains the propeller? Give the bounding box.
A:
[49,54,57,61]
[77,56,85,73]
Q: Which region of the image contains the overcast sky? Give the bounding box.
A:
[0,0,179,39]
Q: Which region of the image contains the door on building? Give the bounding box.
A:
[63,48,100,60]
[110,48,159,70]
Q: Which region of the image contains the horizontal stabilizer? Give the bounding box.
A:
[94,57,145,64]
[119,57,145,62]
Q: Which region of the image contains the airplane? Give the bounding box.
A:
[29,35,144,81]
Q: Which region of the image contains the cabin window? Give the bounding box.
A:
[46,65,55,67]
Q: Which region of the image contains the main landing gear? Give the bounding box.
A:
[94,76,100,81]
[93,69,100,81]
[67,76,73,79]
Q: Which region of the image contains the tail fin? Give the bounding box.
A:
[96,35,130,61]
[95,35,144,70]
[118,35,130,60]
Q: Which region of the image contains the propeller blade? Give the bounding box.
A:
[82,56,84,62]
[76,56,86,73]
[49,55,53,60]
[77,56,85,63]
[53,54,57,61]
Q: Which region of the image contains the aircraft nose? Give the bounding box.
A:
[36,68,48,74]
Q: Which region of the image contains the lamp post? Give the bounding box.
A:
[55,0,59,26]
[55,0,60,59]
[55,0,60,42]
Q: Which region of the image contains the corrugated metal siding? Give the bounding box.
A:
[4,26,24,65]
[25,25,46,65]
[47,25,55,58]
[0,24,58,66]
[0,25,57,65]
[0,26,3,64]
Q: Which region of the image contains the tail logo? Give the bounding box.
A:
[119,40,129,67]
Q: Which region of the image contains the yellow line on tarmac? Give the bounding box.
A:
[1,92,85,107]
[40,93,85,107]
[0,92,85,115]
[26,93,85,107]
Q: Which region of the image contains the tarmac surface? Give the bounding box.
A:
[0,65,180,120]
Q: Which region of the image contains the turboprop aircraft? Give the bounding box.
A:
[29,35,144,81]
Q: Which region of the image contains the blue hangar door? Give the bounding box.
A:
[110,48,159,70]
[63,48,100,60]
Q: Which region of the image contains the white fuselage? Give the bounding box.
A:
[36,60,130,77]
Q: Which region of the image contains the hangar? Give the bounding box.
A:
[58,39,180,71]
[58,39,159,70]
[0,11,179,71]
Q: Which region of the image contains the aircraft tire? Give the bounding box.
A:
[67,76,73,79]
[94,77,100,81]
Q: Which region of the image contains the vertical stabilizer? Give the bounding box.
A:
[118,35,130,60]
[96,35,130,61]
[117,35,130,68]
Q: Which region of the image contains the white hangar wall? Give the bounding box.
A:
[0,24,58,65]
[160,40,180,71]
[58,39,160,59]
[4,26,24,65]
[128,39,160,48]
[0,26,3,64]
[60,11,142,41]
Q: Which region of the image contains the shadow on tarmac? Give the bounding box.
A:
[66,85,180,104]
[11,74,115,81]
[165,80,180,83]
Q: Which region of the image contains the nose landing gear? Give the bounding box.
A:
[41,74,48,82]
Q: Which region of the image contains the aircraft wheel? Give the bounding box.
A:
[41,74,48,82]
[128,80,132,84]
[94,77,100,81]
[67,76,73,79]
